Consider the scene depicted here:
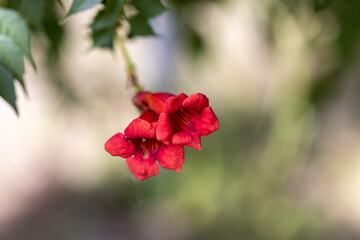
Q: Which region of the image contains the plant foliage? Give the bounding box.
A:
[0,0,352,114]
[0,8,32,114]
[0,0,167,114]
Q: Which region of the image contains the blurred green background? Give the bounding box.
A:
[0,0,360,239]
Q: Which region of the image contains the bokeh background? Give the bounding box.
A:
[1,0,360,239]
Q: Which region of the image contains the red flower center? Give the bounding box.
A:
[132,138,161,158]
[169,108,200,132]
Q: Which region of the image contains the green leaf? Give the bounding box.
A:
[65,0,102,18]
[90,0,126,48]
[42,0,65,61]
[0,35,25,89]
[7,0,44,30]
[132,0,166,18]
[0,8,35,68]
[184,24,205,57]
[128,14,155,38]
[0,64,17,114]
[314,0,336,11]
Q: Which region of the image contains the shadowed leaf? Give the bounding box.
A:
[65,0,102,18]
[0,35,25,90]
[90,0,125,48]
[128,14,155,38]
[0,8,35,68]
[132,0,166,18]
[0,64,17,114]
[7,0,44,30]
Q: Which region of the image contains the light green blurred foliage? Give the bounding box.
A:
[135,107,321,240]
[1,0,358,239]
[115,0,359,239]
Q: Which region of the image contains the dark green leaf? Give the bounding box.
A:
[128,14,155,38]
[7,0,44,30]
[90,0,126,48]
[0,64,17,114]
[43,13,64,59]
[0,8,35,68]
[42,0,65,61]
[0,35,25,89]
[184,25,205,57]
[308,69,341,107]
[169,0,222,6]
[313,0,336,11]
[335,0,360,60]
[132,0,166,18]
[65,0,102,18]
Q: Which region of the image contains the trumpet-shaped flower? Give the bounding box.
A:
[133,91,174,114]
[105,110,184,180]
[133,92,219,150]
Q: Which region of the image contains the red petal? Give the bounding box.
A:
[104,133,135,158]
[186,131,202,150]
[133,92,174,115]
[157,144,185,172]
[124,118,156,139]
[156,113,174,145]
[196,107,219,136]
[163,93,188,114]
[147,93,175,114]
[139,110,159,123]
[182,93,209,111]
[132,91,150,109]
[172,132,192,145]
[126,155,160,180]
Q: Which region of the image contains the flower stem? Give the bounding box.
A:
[116,36,143,93]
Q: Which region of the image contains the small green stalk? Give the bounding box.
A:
[116,36,143,93]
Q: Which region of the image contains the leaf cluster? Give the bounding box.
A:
[66,0,167,48]
[0,0,167,114]
[0,7,33,114]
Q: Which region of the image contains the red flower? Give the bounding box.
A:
[133,92,219,150]
[104,110,185,180]
[133,91,174,114]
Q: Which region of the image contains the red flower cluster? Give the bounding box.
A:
[105,92,219,180]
